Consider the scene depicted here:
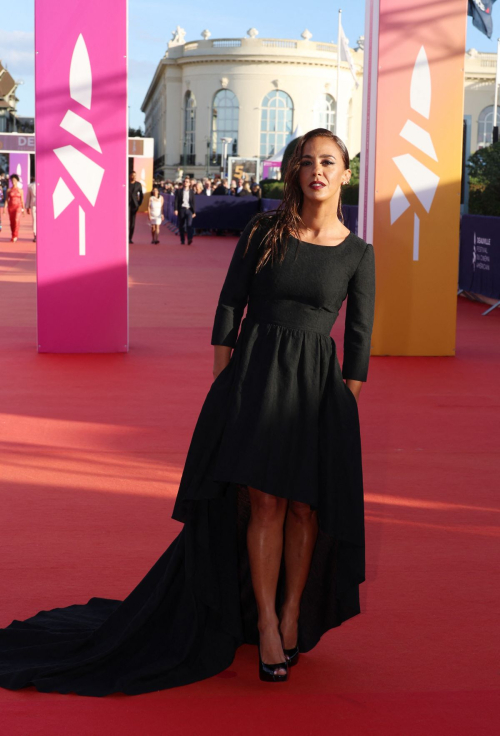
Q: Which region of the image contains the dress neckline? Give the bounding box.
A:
[292,231,353,249]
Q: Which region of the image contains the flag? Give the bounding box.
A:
[468,0,497,39]
[339,24,359,89]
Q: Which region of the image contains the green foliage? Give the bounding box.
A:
[342,152,360,204]
[260,179,285,199]
[348,153,360,185]
[467,142,500,216]
[128,127,144,138]
[341,183,359,205]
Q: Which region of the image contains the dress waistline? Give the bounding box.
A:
[246,302,333,337]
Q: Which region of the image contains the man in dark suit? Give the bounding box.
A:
[129,171,144,243]
[174,177,196,245]
[213,178,229,196]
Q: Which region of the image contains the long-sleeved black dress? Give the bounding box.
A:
[0,218,375,696]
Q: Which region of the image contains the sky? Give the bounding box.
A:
[1,1,499,131]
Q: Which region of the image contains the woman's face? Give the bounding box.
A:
[298,137,350,205]
[153,188,159,197]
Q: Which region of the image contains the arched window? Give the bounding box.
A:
[260,90,294,158]
[314,94,336,133]
[211,89,239,165]
[477,105,500,148]
[183,91,196,165]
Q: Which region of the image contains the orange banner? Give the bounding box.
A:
[370,0,467,355]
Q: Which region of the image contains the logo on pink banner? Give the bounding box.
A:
[36,0,128,353]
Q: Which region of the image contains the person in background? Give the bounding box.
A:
[195,182,204,194]
[0,174,6,233]
[6,174,24,243]
[174,176,196,245]
[129,171,144,244]
[235,178,244,196]
[26,176,36,243]
[229,178,238,196]
[251,183,262,200]
[213,178,229,196]
[238,182,252,197]
[148,185,164,244]
[201,178,212,196]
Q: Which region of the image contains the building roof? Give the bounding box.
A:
[141,33,363,111]
[0,62,17,100]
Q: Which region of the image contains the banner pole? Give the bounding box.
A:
[336,9,342,134]
[493,37,500,143]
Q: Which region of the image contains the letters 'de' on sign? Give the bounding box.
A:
[35,0,128,353]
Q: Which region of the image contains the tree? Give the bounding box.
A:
[128,127,144,138]
[467,141,500,216]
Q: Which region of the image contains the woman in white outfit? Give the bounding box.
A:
[148,186,164,244]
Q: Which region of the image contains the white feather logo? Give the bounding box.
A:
[52,34,104,256]
[390,46,439,261]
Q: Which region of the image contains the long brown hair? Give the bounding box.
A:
[245,128,350,271]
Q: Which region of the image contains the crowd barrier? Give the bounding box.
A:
[163,194,359,235]
[459,214,500,315]
[164,194,258,230]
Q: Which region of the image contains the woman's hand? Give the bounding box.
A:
[345,379,362,403]
[213,345,232,380]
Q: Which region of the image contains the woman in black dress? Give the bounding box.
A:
[0,128,375,694]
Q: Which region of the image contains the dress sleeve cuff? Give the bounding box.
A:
[211,305,244,347]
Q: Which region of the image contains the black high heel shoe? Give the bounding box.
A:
[258,648,288,682]
[279,621,300,667]
[283,644,299,667]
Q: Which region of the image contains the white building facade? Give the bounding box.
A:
[141,28,500,179]
[141,28,364,179]
[464,48,500,152]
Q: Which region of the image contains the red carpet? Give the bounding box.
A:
[0,213,497,735]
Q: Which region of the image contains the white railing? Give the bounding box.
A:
[262,40,297,49]
[175,37,341,55]
[316,43,335,52]
[212,40,242,48]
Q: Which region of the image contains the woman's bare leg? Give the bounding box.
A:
[280,501,318,649]
[247,486,288,673]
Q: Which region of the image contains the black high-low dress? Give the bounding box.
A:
[0,219,375,696]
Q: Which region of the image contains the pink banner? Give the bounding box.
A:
[35,0,128,352]
[10,153,30,200]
